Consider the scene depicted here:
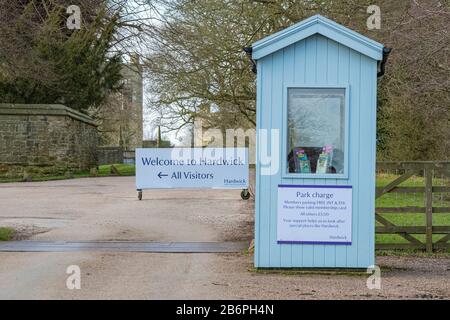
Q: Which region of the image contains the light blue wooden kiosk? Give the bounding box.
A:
[252,15,388,268]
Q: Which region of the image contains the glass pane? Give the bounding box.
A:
[287,88,346,175]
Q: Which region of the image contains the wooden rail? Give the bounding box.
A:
[375,161,450,252]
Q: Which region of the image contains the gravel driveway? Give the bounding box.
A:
[0,177,448,299]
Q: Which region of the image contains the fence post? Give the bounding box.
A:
[424,164,433,253]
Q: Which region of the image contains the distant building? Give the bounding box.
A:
[143,126,172,148]
[94,54,144,150]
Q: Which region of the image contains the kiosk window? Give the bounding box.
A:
[287,87,346,175]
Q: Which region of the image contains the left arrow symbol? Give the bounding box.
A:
[158,172,168,179]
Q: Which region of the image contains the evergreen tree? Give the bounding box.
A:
[0,1,123,112]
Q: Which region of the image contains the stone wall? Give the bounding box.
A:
[97,147,124,165]
[0,104,98,178]
[123,150,136,164]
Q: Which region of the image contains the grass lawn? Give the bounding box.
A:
[95,164,136,176]
[376,173,450,248]
[0,227,15,241]
[0,164,136,183]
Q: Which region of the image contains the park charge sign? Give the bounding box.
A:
[136,148,249,189]
[277,185,352,245]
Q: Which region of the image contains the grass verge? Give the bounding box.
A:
[0,164,136,183]
[0,227,15,241]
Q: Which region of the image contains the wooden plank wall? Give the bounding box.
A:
[255,34,378,268]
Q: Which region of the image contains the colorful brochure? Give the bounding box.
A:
[316,145,334,174]
[294,148,311,173]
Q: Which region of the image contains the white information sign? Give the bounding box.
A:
[136,148,248,189]
[277,185,352,244]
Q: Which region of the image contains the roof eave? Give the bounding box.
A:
[252,15,384,61]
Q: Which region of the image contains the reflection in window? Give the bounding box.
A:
[287,88,346,175]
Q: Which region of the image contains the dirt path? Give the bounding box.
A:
[0,177,448,299]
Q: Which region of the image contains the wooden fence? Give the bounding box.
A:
[376,161,450,252]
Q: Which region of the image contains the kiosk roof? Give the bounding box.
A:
[252,14,384,61]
